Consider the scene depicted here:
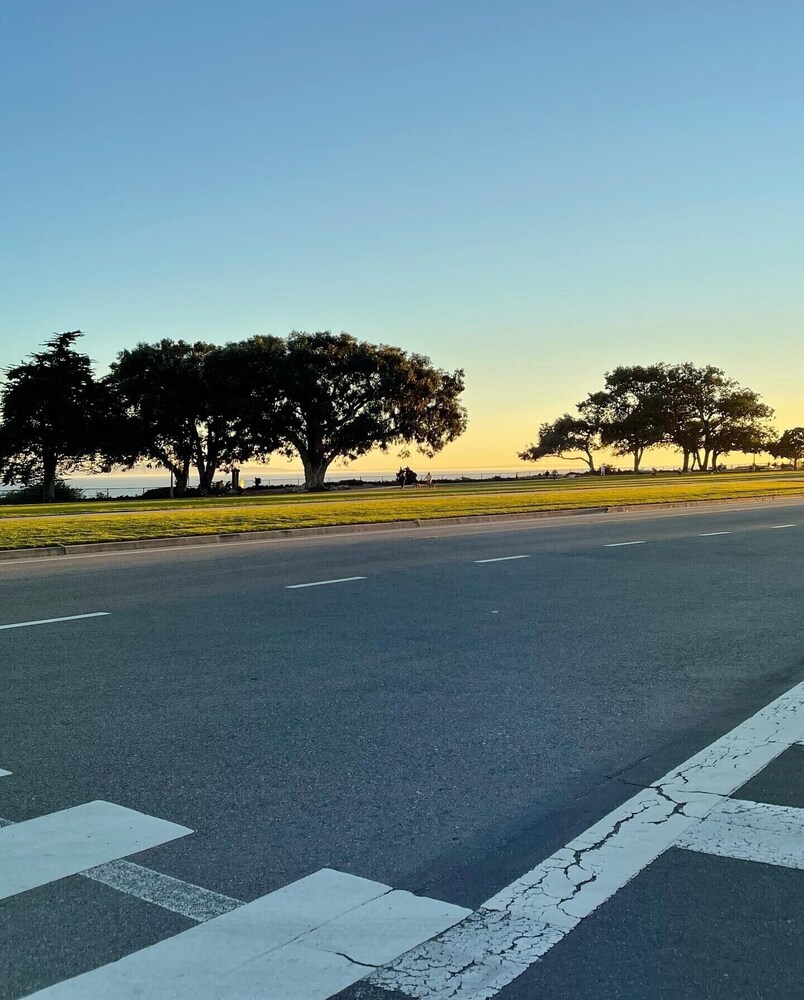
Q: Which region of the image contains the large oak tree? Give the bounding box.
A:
[231,331,467,490]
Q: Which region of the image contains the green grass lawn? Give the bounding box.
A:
[1,471,803,550]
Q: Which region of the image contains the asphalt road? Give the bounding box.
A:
[1,498,803,998]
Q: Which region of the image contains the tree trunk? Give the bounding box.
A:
[681,450,690,473]
[42,454,57,503]
[175,461,190,494]
[583,450,596,474]
[302,453,330,491]
[197,464,218,492]
[194,444,218,493]
[633,448,643,473]
[166,459,190,494]
[701,449,711,471]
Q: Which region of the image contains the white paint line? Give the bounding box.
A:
[285,576,367,589]
[0,809,238,922]
[0,769,10,778]
[473,555,531,564]
[0,801,191,901]
[83,859,242,922]
[304,890,471,967]
[676,799,804,870]
[370,680,804,999]
[30,868,467,999]
[0,612,110,631]
[699,531,732,536]
[603,540,646,547]
[769,523,797,529]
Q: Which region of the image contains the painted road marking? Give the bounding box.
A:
[603,540,646,547]
[769,523,797,528]
[699,531,732,537]
[676,799,804,870]
[84,859,242,922]
[0,801,191,901]
[369,680,804,999]
[0,612,110,631]
[0,805,239,922]
[0,768,10,777]
[473,555,531,564]
[32,868,470,998]
[286,576,367,589]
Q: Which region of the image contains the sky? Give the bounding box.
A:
[2,0,804,473]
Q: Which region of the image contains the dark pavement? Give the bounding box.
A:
[1,498,803,998]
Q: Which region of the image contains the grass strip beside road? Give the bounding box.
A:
[1,474,804,550]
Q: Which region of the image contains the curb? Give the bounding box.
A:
[0,492,801,562]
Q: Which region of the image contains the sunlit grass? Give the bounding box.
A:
[1,472,803,550]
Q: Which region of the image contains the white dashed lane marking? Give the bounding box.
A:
[769,523,797,529]
[474,555,531,564]
[603,540,646,547]
[286,577,367,589]
[699,531,732,536]
[0,612,109,631]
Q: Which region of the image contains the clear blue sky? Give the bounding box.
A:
[2,0,803,468]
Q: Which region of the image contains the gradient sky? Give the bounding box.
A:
[2,0,803,472]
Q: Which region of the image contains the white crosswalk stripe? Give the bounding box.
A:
[0,801,191,901]
[29,868,470,998]
[677,798,804,869]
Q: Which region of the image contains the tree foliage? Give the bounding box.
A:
[0,332,112,502]
[521,362,774,474]
[518,414,600,472]
[106,340,263,492]
[770,427,804,469]
[231,331,467,490]
[579,365,667,472]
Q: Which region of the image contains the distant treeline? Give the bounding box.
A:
[520,363,804,473]
[0,331,467,501]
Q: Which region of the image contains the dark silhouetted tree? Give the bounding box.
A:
[232,332,467,490]
[106,339,264,492]
[579,365,667,472]
[518,413,601,473]
[771,427,804,469]
[0,332,112,502]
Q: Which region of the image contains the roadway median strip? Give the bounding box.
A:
[1,476,804,555]
[285,576,367,589]
[0,612,110,631]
